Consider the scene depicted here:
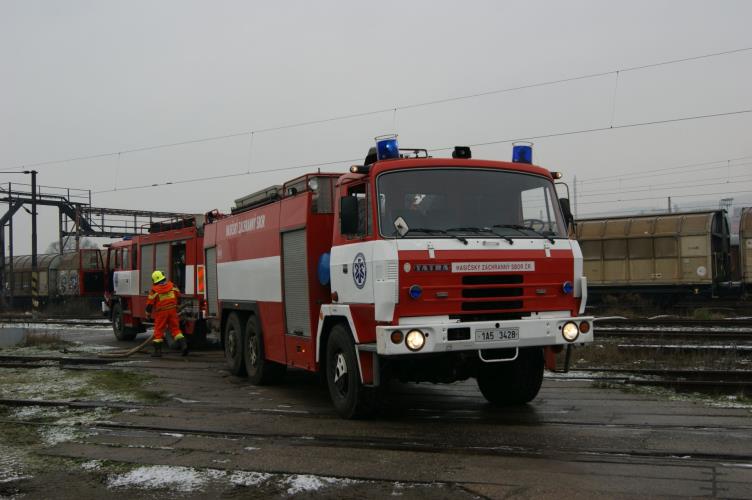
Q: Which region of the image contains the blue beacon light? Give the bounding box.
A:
[562,281,574,295]
[408,285,423,300]
[512,142,533,164]
[375,134,400,160]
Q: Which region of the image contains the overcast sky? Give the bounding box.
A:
[2,0,751,254]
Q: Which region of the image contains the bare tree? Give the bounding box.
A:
[45,237,98,254]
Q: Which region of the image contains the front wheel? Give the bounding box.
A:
[224,312,246,376]
[244,315,285,385]
[112,303,137,341]
[476,347,544,405]
[325,324,378,419]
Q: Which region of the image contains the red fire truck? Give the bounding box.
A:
[203,140,593,418]
[104,216,211,345]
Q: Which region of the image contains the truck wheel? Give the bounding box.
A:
[325,324,378,419]
[224,312,246,376]
[476,347,544,405]
[112,303,137,341]
[244,315,286,385]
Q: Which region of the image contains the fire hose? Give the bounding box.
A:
[97,333,154,358]
[97,304,188,359]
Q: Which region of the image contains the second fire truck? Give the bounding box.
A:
[202,138,593,418]
[104,216,211,346]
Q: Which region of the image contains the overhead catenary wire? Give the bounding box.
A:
[88,108,752,195]
[578,155,752,185]
[577,188,752,206]
[8,45,752,173]
[577,162,752,198]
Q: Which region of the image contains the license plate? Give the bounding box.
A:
[475,327,519,342]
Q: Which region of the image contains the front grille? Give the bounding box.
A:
[461,300,523,311]
[461,274,524,312]
[450,312,529,322]
[462,287,523,298]
[462,275,523,285]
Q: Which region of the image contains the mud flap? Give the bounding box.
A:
[356,348,380,387]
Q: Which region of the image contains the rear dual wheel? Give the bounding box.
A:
[223,312,285,383]
[224,313,245,375]
[243,315,285,384]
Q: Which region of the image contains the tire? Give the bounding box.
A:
[476,347,544,405]
[325,324,378,419]
[224,312,246,376]
[112,302,137,341]
[243,315,286,385]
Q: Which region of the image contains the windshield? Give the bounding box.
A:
[376,168,566,239]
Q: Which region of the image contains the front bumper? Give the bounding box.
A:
[375,316,593,356]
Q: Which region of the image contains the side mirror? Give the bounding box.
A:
[559,198,575,230]
[340,196,359,235]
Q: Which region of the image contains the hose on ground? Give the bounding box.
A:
[97,333,155,358]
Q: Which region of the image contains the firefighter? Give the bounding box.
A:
[146,270,188,357]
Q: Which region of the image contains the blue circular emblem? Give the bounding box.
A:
[352,252,367,289]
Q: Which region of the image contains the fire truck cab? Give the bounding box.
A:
[204,140,593,418]
[104,216,208,345]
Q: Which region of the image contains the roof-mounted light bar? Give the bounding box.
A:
[512,141,533,164]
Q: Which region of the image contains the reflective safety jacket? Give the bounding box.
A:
[146,280,181,313]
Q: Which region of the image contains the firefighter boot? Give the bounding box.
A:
[175,335,188,357]
[151,341,163,358]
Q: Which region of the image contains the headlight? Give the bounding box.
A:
[405,329,426,351]
[562,321,580,342]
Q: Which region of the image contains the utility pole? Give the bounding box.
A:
[668,196,671,213]
[25,170,39,318]
[573,175,578,218]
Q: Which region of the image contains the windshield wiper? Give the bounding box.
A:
[492,224,555,244]
[403,227,468,245]
[446,226,513,244]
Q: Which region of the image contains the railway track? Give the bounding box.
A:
[557,368,752,394]
[1,398,750,463]
[0,317,110,328]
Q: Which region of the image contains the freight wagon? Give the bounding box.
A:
[576,210,733,297]
[2,249,106,309]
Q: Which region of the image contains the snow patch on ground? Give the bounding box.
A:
[282,474,357,495]
[0,445,29,484]
[108,465,208,492]
[81,460,103,471]
[229,471,271,487]
[106,466,361,494]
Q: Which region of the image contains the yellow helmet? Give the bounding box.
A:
[151,270,166,284]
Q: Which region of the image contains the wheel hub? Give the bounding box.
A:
[227,329,237,356]
[249,335,258,366]
[333,352,348,393]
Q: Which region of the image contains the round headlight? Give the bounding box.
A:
[562,321,580,342]
[405,329,426,351]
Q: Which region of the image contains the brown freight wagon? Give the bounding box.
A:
[576,210,731,297]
